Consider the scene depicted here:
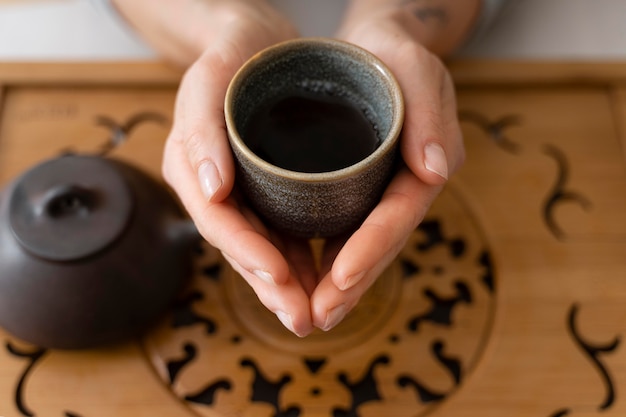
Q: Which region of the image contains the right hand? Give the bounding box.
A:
[159,2,323,337]
[308,3,467,331]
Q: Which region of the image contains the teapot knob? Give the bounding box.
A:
[9,155,132,261]
[35,184,95,219]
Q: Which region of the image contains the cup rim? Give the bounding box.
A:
[224,37,405,182]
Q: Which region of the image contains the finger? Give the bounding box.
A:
[163,133,290,287]
[204,200,293,287]
[364,41,464,186]
[311,171,440,331]
[310,265,381,332]
[338,13,465,183]
[279,236,318,297]
[439,69,466,173]
[328,170,434,292]
[239,205,318,296]
[394,48,457,185]
[164,52,236,204]
[164,132,312,337]
[223,253,313,337]
[319,235,347,279]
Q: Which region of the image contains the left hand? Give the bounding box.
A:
[309,5,465,331]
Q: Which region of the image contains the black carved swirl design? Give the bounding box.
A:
[185,380,232,407]
[334,355,391,417]
[460,110,594,240]
[240,358,301,417]
[5,341,47,417]
[542,144,592,240]
[407,282,472,332]
[548,303,621,416]
[171,291,217,334]
[94,111,168,156]
[167,343,197,384]
[397,341,462,405]
[458,111,522,154]
[568,304,620,411]
[5,341,85,417]
[397,375,446,404]
[303,358,326,374]
[432,341,462,385]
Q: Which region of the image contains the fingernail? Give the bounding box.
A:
[339,270,366,291]
[276,311,299,336]
[198,160,222,200]
[424,143,448,180]
[253,269,276,286]
[322,304,347,332]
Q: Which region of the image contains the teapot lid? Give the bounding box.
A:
[8,154,133,261]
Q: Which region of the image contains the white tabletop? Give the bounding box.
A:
[0,0,624,61]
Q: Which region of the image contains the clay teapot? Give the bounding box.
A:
[0,154,200,349]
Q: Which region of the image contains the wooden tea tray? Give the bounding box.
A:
[0,61,625,417]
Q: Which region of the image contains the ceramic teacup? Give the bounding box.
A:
[225,38,404,238]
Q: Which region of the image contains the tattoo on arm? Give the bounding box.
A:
[414,7,448,24]
[399,0,449,25]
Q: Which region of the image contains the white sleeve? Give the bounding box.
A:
[0,0,155,60]
[89,0,134,38]
[88,0,157,59]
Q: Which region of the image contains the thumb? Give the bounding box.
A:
[166,53,236,203]
[396,51,463,186]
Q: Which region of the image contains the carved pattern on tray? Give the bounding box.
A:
[142,186,497,417]
[460,110,593,241]
[548,304,622,417]
[0,83,624,416]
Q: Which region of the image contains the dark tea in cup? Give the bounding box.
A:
[243,86,381,173]
[225,38,404,237]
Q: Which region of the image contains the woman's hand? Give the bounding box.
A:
[164,3,324,337]
[115,0,320,337]
[309,2,468,331]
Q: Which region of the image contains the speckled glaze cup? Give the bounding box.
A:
[225,38,404,238]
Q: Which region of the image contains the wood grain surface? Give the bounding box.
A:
[0,61,625,417]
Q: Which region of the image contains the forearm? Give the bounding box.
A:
[110,0,216,66]
[110,0,296,67]
[339,0,482,56]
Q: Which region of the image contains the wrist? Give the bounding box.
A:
[111,0,297,67]
[110,0,214,66]
[340,0,482,56]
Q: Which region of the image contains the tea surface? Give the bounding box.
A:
[243,90,379,173]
